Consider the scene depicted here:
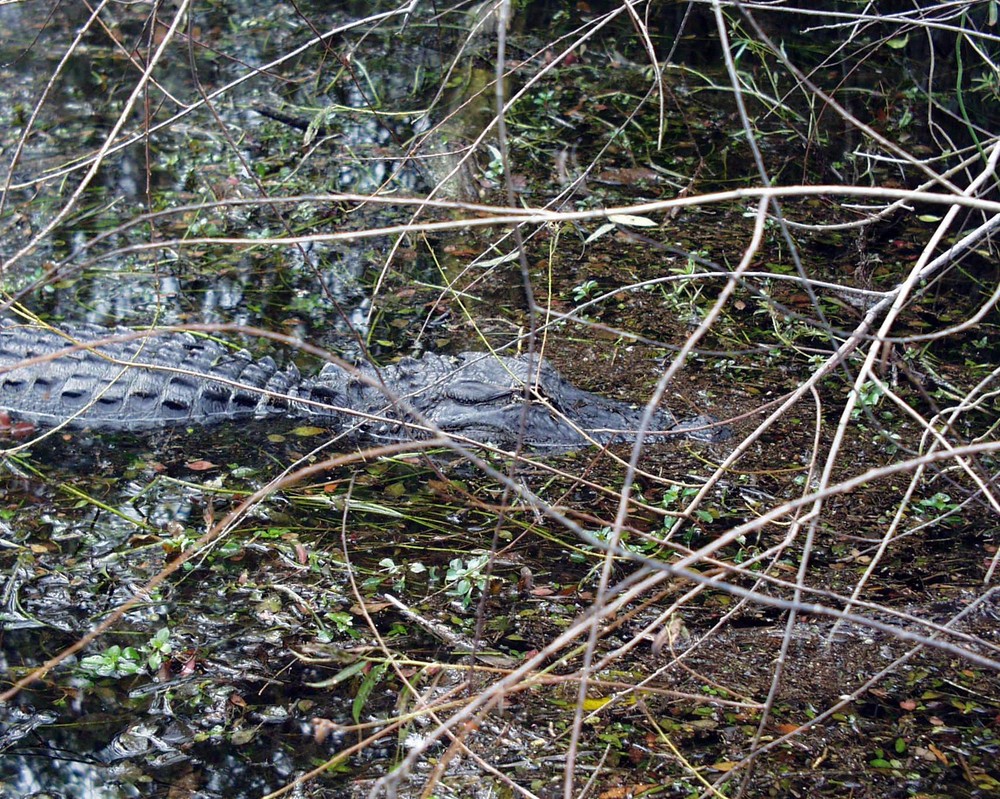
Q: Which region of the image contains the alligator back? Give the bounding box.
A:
[0,320,303,430]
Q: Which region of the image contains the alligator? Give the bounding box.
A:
[0,319,727,449]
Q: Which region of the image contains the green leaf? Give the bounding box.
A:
[326,612,354,633]
[307,659,368,689]
[353,661,389,724]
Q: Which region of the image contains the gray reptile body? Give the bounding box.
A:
[0,319,725,448]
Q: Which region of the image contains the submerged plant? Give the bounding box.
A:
[78,628,172,680]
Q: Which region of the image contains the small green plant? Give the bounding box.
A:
[869,745,904,770]
[144,626,172,669]
[914,492,961,525]
[662,484,701,535]
[572,525,692,584]
[483,144,504,182]
[79,627,172,679]
[572,279,600,302]
[917,492,953,513]
[79,645,144,678]
[656,249,707,312]
[531,87,556,110]
[525,87,559,129]
[970,71,1000,101]
[326,611,354,632]
[366,558,429,593]
[851,381,885,420]
[445,554,490,608]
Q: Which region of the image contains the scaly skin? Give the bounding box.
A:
[0,319,727,447]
